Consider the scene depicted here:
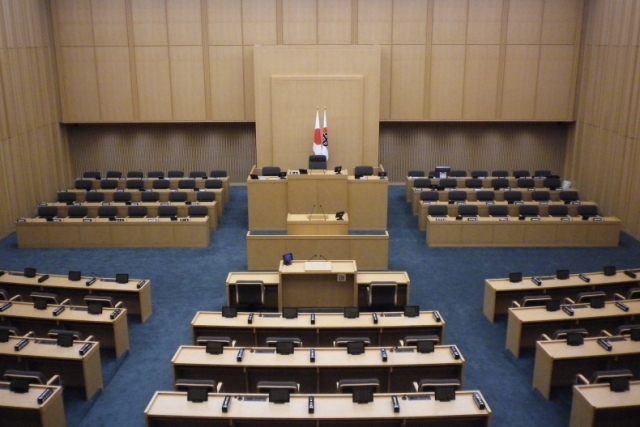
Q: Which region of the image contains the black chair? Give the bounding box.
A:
[531,191,551,202]
[491,178,509,190]
[420,191,439,202]
[464,178,483,189]
[48,330,91,343]
[333,337,371,347]
[368,281,397,310]
[175,379,222,393]
[399,335,440,347]
[235,281,265,311]
[534,170,552,178]
[491,170,508,177]
[504,191,523,204]
[516,178,535,189]
[97,206,118,218]
[448,170,466,177]
[261,166,281,176]
[512,294,552,308]
[99,179,118,190]
[614,288,640,301]
[476,191,495,202]
[57,192,77,204]
[458,205,478,217]
[439,178,457,189]
[83,171,101,180]
[265,337,303,347]
[169,192,188,202]
[548,205,568,217]
[488,205,509,217]
[576,369,634,386]
[578,205,599,218]
[167,170,184,178]
[3,370,60,386]
[83,295,122,309]
[74,179,93,191]
[412,379,460,393]
[67,206,88,218]
[112,192,132,203]
[428,205,448,217]
[196,192,215,202]
[0,289,20,302]
[85,192,105,203]
[0,325,25,338]
[413,178,431,189]
[407,170,425,178]
[196,336,235,347]
[309,155,327,169]
[566,290,606,305]
[126,171,143,178]
[448,191,467,203]
[178,179,196,190]
[336,378,379,393]
[471,170,488,178]
[141,191,160,202]
[256,381,299,394]
[30,292,69,308]
[189,171,207,179]
[612,324,640,336]
[550,328,588,340]
[126,179,144,190]
[188,206,208,217]
[543,178,562,190]
[354,166,374,176]
[127,206,147,218]
[204,179,223,189]
[519,205,539,217]
[37,206,58,219]
[210,170,227,178]
[158,206,178,218]
[152,179,170,189]
[559,191,579,203]
[147,171,164,178]
[513,170,530,178]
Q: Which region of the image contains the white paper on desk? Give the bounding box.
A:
[304,261,332,271]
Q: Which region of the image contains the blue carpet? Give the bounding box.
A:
[1,185,639,426]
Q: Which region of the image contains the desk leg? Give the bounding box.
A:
[532,344,553,399]
[113,313,130,358]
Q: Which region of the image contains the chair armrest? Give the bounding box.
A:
[216,382,224,393]
[398,340,405,347]
[412,382,419,393]
[23,331,35,338]
[600,330,613,337]
[511,301,521,308]
[60,298,71,306]
[9,295,22,301]
[614,293,626,300]
[47,375,61,386]
[85,335,95,342]
[575,374,589,385]
[114,301,124,308]
[540,334,552,341]
[564,297,575,305]
[231,340,236,347]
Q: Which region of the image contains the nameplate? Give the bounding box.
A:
[116,218,124,222]
[53,306,65,316]
[435,218,445,221]
[247,313,253,324]
[308,397,315,414]
[222,396,231,413]
[486,202,494,205]
[467,217,477,221]
[381,348,388,362]
[562,306,574,316]
[14,339,29,351]
[83,218,92,222]
[16,219,26,223]
[110,309,122,319]
[499,217,508,221]
[79,343,93,355]
[561,217,570,221]
[615,301,629,312]
[514,202,524,205]
[450,346,460,359]
[147,218,157,222]
[102,202,110,205]
[433,311,442,322]
[372,313,378,324]
[392,396,400,413]
[53,218,61,222]
[578,274,590,283]
[236,348,245,362]
[593,217,603,221]
[571,201,581,205]
[180,218,189,222]
[473,392,486,410]
[0,302,12,312]
[528,188,535,191]
[531,218,540,221]
[37,388,53,404]
[539,202,548,205]
[131,202,138,206]
[531,277,542,286]
[310,349,315,362]
[136,280,146,289]
[310,314,315,324]
[38,202,47,206]
[597,339,612,351]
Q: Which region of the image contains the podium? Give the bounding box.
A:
[286,213,349,235]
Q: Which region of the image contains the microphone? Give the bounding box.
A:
[309,205,316,218]
[308,254,319,261]
[317,254,327,261]
[318,204,326,220]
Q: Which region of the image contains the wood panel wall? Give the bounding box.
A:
[0,0,72,239]
[52,0,584,123]
[565,0,640,238]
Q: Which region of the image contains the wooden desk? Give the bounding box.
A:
[16,217,210,248]
[348,175,388,231]
[0,382,66,427]
[426,216,620,247]
[191,310,443,347]
[287,170,348,218]
[84,176,230,200]
[287,213,349,235]
[145,391,491,427]
[570,381,640,427]
[0,301,130,358]
[533,336,640,399]
[483,270,640,322]
[171,345,465,393]
[246,231,389,270]
[0,271,152,322]
[0,336,103,400]
[505,300,640,357]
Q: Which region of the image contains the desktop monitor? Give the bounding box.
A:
[221,306,237,318]
[32,296,51,310]
[0,329,9,343]
[566,332,584,346]
[24,267,37,278]
[344,307,359,319]
[610,376,630,392]
[206,341,224,355]
[509,272,522,283]
[299,169,308,175]
[115,273,129,284]
[283,307,298,319]
[269,388,291,404]
[283,253,293,266]
[278,172,287,179]
[435,166,451,178]
[434,385,457,402]
[334,166,342,174]
[186,387,209,403]
[347,341,365,355]
[557,270,570,280]
[604,266,616,276]
[630,328,640,342]
[56,332,74,348]
[352,387,374,404]
[335,211,345,220]
[276,341,295,355]
[417,340,435,354]
[404,305,420,317]
[87,301,103,315]
[546,300,560,312]
[9,378,29,394]
[590,296,605,309]
[378,171,387,178]
[250,174,259,180]
[68,270,82,281]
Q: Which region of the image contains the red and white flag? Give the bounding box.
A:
[313,108,329,159]
[322,108,329,160]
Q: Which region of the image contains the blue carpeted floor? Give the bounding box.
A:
[2,185,639,426]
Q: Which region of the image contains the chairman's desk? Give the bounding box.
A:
[0,382,66,427]
[191,311,444,348]
[287,213,349,235]
[0,336,103,400]
[16,217,210,249]
[484,270,640,322]
[418,200,597,231]
[65,188,224,215]
[405,174,548,201]
[570,381,640,427]
[532,336,640,399]
[226,264,409,311]
[42,201,218,231]
[145,391,491,427]
[247,167,388,231]
[171,345,465,394]
[426,216,621,247]
[0,271,153,322]
[505,300,640,357]
[82,176,230,201]
[411,187,579,215]
[0,301,129,358]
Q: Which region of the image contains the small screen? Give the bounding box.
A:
[221,306,237,318]
[24,267,36,278]
[283,307,298,319]
[187,387,208,403]
[347,341,365,355]
[283,253,293,265]
[590,296,605,309]
[269,388,291,404]
[604,266,616,276]
[0,329,10,343]
[9,378,30,394]
[546,300,560,312]
[344,307,359,318]
[509,272,522,283]
[276,341,295,355]
[404,306,419,317]
[299,169,308,175]
[567,332,584,346]
[334,166,342,173]
[115,273,129,284]
[68,270,82,281]
[352,387,374,404]
[435,385,456,402]
[630,328,640,342]
[417,340,435,354]
[33,298,48,310]
[57,333,74,347]
[250,174,259,180]
[206,341,223,355]
[87,302,103,315]
[556,270,570,280]
[610,377,630,392]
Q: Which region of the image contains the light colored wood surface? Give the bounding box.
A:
[392,0,428,45]
[502,45,540,119]
[95,47,135,121]
[570,381,640,427]
[135,46,172,120]
[0,382,66,427]
[348,176,388,230]
[467,0,503,44]
[169,46,206,121]
[432,0,468,45]
[59,47,100,122]
[317,0,351,45]
[287,213,349,235]
[429,45,465,120]
[390,45,425,120]
[463,45,500,120]
[357,0,392,45]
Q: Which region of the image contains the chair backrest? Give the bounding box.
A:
[97,206,118,217]
[519,205,539,217]
[175,379,218,393]
[354,166,374,176]
[369,282,397,307]
[476,191,495,201]
[0,289,11,301]
[577,205,599,217]
[513,170,530,178]
[534,170,552,178]
[337,378,380,393]
[428,205,448,217]
[158,206,178,218]
[46,329,84,341]
[99,179,118,190]
[420,191,439,202]
[204,179,223,189]
[531,191,551,202]
[261,166,281,176]
[402,335,440,346]
[448,170,466,177]
[196,336,233,346]
[30,291,59,306]
[126,179,144,190]
[127,206,147,218]
[552,328,588,340]
[413,178,431,188]
[188,205,208,217]
[407,170,425,177]
[548,205,568,217]
[491,178,509,189]
[84,295,115,308]
[471,170,488,178]
[559,191,579,203]
[83,171,101,180]
[520,294,552,307]
[189,171,207,178]
[614,323,640,336]
[57,192,76,203]
[309,155,327,170]
[236,281,265,306]
[333,337,371,347]
[147,171,164,178]
[448,191,467,201]
[458,205,478,216]
[106,171,122,179]
[464,178,483,188]
[126,171,143,178]
[575,290,606,304]
[517,178,535,188]
[504,191,523,202]
[85,192,105,203]
[196,191,215,202]
[265,337,303,347]
[627,288,640,299]
[256,381,299,394]
[488,205,509,217]
[141,191,160,202]
[3,370,47,385]
[67,206,88,218]
[0,325,19,337]
[589,369,634,385]
[439,178,457,189]
[38,206,58,219]
[543,178,562,189]
[416,379,461,392]
[152,179,170,189]
[210,170,227,178]
[74,179,93,191]
[491,170,508,177]
[112,192,132,203]
[178,179,196,189]
[167,170,184,178]
[169,191,188,202]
